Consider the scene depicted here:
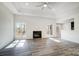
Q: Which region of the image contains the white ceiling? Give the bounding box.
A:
[3,2,79,19]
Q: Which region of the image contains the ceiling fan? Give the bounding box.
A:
[36,2,52,10]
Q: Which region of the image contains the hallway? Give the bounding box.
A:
[0,38,79,56]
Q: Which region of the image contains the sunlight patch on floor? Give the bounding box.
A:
[16,40,25,47]
[19,40,26,43]
[13,40,20,43]
[5,40,26,48]
[5,40,20,49]
[5,43,17,48]
[16,43,24,47]
[49,38,61,43]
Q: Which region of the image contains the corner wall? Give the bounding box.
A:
[0,3,14,49]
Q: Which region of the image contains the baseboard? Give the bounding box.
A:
[62,39,79,44]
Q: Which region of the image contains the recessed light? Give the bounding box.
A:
[25,3,29,6]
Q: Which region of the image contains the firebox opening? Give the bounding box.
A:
[33,31,42,38]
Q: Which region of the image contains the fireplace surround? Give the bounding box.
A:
[33,31,42,38]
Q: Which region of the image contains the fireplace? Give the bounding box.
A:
[33,31,42,38]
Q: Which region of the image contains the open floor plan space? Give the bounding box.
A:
[1,2,79,56]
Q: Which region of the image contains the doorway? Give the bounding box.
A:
[56,23,63,39]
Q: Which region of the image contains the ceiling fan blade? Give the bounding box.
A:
[36,4,43,7]
[36,3,44,7]
[44,2,48,4]
[36,2,51,10]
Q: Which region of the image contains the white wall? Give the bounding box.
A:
[14,15,56,39]
[0,3,14,49]
[60,7,79,43]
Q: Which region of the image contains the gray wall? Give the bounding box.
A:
[0,3,14,49]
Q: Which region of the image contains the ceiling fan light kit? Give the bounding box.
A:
[36,2,52,10]
[43,4,47,7]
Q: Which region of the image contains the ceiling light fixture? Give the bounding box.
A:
[43,4,47,7]
[36,2,52,10]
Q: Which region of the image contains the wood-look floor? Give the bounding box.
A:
[0,38,79,56]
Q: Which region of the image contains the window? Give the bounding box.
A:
[71,21,74,30]
[16,23,26,36]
